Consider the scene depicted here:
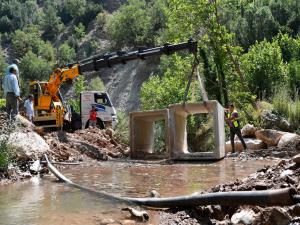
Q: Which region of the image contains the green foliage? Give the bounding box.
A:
[0,139,14,171]
[40,4,64,41]
[0,0,40,32]
[57,42,76,65]
[276,34,300,62]
[241,39,287,99]
[153,121,166,153]
[0,46,7,74]
[141,55,196,110]
[272,87,300,130]
[0,99,5,109]
[68,76,86,112]
[64,0,87,19]
[11,25,56,65]
[74,23,86,41]
[113,111,129,145]
[87,77,105,92]
[288,60,300,93]
[96,11,110,30]
[38,41,56,63]
[107,0,167,48]
[221,0,300,50]
[19,51,53,81]
[12,25,43,58]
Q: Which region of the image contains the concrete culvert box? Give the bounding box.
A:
[130,109,170,159]
[168,100,225,160]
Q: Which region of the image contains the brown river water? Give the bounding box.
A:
[0,158,276,225]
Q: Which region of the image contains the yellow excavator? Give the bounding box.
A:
[29,39,197,129]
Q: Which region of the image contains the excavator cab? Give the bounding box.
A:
[29,81,64,129]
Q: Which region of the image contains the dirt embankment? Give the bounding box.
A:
[44,127,130,162]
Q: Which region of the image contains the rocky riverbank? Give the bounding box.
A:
[0,114,129,185]
[159,156,300,225]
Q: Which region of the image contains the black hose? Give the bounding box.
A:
[44,154,299,208]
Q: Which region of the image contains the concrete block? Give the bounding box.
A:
[168,101,225,160]
[129,100,225,160]
[130,109,170,159]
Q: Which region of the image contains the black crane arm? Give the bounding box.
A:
[78,39,197,74]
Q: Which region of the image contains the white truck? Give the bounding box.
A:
[80,91,117,129]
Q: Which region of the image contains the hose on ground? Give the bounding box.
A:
[44,154,299,208]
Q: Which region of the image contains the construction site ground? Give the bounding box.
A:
[1,113,300,224]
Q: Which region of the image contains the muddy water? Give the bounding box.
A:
[0,159,276,225]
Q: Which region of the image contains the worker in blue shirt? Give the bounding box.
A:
[2,67,22,120]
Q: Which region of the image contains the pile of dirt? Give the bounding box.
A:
[44,127,130,162]
[160,157,300,225]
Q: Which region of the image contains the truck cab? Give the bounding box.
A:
[80,91,117,129]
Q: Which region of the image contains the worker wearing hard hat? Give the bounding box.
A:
[225,103,247,156]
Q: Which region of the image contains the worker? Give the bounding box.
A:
[89,105,97,127]
[2,67,22,121]
[6,59,20,83]
[224,103,247,156]
[24,95,34,122]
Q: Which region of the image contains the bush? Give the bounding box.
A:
[113,111,129,145]
[272,87,300,130]
[0,139,14,171]
[241,39,287,99]
[67,76,86,113]
[0,99,5,109]
[88,77,105,92]
[107,0,167,48]
[273,87,291,117]
[57,42,76,65]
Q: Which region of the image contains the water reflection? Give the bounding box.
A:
[0,159,276,225]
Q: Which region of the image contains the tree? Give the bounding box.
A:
[74,23,86,41]
[88,77,105,92]
[107,0,167,48]
[0,46,8,97]
[57,43,76,65]
[241,40,287,99]
[64,0,87,19]
[68,76,86,112]
[141,55,197,110]
[38,41,56,63]
[40,4,64,41]
[19,51,53,82]
[276,34,300,62]
[11,25,44,58]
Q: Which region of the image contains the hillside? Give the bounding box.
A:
[0,0,158,112]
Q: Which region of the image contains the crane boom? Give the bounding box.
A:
[78,39,197,73]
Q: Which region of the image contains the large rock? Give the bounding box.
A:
[277,133,300,148]
[225,138,266,153]
[261,110,292,131]
[15,114,35,130]
[241,124,257,137]
[255,129,285,146]
[8,131,49,161]
[231,209,256,225]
